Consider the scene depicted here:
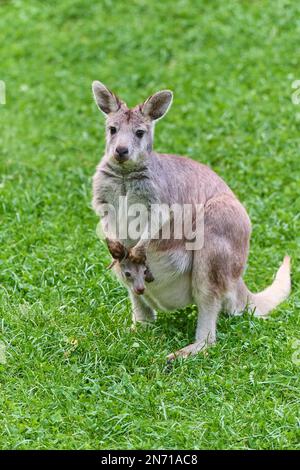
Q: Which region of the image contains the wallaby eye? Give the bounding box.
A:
[135,129,145,138]
[109,126,117,135]
[124,271,131,278]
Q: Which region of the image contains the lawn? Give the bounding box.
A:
[0,0,299,450]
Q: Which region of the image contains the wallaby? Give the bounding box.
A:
[106,239,154,296]
[92,81,291,360]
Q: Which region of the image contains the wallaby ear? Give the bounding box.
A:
[141,90,173,121]
[92,81,122,115]
[106,238,127,260]
[128,246,146,265]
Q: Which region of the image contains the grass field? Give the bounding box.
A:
[0,0,299,450]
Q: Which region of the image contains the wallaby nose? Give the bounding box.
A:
[134,286,145,295]
[115,146,129,161]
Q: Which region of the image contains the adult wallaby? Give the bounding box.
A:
[91,81,291,360]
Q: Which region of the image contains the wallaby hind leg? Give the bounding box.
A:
[167,194,250,361]
[167,294,221,361]
[167,249,223,361]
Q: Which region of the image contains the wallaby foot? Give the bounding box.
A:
[167,339,213,361]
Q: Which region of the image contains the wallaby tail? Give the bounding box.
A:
[247,256,291,317]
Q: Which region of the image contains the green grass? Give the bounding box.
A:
[0,0,299,450]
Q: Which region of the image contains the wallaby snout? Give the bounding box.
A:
[115,145,129,163]
[134,285,145,296]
